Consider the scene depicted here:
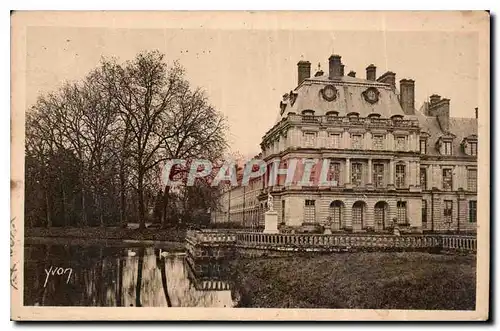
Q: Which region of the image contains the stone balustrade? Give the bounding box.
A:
[286,114,420,129]
[441,235,477,251]
[186,230,476,256]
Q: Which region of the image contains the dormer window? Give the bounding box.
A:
[436,134,456,156]
[368,113,381,118]
[391,115,404,121]
[419,139,427,154]
[347,112,359,118]
[462,135,478,156]
[469,141,478,156]
[443,141,452,155]
[325,111,339,117]
[302,109,315,116]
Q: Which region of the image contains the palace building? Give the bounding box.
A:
[212,54,478,234]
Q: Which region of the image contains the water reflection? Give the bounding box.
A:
[24,244,237,307]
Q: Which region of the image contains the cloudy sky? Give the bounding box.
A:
[26,20,479,157]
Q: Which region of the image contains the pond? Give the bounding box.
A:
[24,243,239,307]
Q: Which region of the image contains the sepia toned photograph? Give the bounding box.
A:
[10,11,490,321]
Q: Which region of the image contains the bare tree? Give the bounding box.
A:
[25,50,228,230]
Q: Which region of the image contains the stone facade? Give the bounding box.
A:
[212,54,478,234]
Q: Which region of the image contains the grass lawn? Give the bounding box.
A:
[25,226,186,243]
[232,252,476,310]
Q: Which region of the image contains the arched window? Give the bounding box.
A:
[352,201,366,231]
[374,201,389,231]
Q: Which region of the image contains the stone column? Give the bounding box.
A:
[388,159,395,190]
[406,160,411,188]
[345,158,351,187]
[367,158,373,188]
[416,164,421,187]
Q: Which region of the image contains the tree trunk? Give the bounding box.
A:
[161,185,171,229]
[45,190,52,228]
[119,167,127,228]
[138,172,146,230]
[61,184,67,227]
[81,185,87,227]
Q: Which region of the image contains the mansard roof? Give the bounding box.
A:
[416,105,478,157]
[278,74,412,121]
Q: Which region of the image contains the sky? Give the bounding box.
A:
[26,26,479,158]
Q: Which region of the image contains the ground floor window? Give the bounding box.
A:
[374,201,388,230]
[422,200,428,225]
[469,200,477,223]
[329,201,343,230]
[397,201,407,224]
[281,200,285,224]
[444,200,453,223]
[352,201,365,228]
[304,199,316,223]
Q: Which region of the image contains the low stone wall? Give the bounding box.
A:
[186,230,477,260]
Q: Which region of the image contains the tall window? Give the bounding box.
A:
[443,141,452,155]
[468,169,477,191]
[395,164,406,188]
[469,201,477,223]
[281,200,285,224]
[469,142,478,156]
[351,134,363,149]
[397,201,407,224]
[373,135,384,150]
[352,202,364,229]
[329,201,343,230]
[351,162,363,186]
[329,133,340,149]
[422,200,428,225]
[442,168,453,190]
[395,136,406,151]
[420,139,427,154]
[373,163,384,188]
[304,132,316,148]
[444,200,453,223]
[328,162,341,186]
[420,167,427,189]
[308,160,317,184]
[304,200,316,223]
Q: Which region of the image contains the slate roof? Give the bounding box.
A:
[415,102,478,156]
[279,74,414,121]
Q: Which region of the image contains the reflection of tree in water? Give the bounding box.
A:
[24,244,236,307]
[156,249,172,307]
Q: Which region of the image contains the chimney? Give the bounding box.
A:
[475,107,478,119]
[429,94,441,105]
[328,54,343,78]
[376,71,396,90]
[399,79,415,115]
[428,98,450,132]
[314,62,324,77]
[347,70,356,78]
[366,64,376,81]
[297,60,311,85]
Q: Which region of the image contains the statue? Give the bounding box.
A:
[267,193,274,212]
